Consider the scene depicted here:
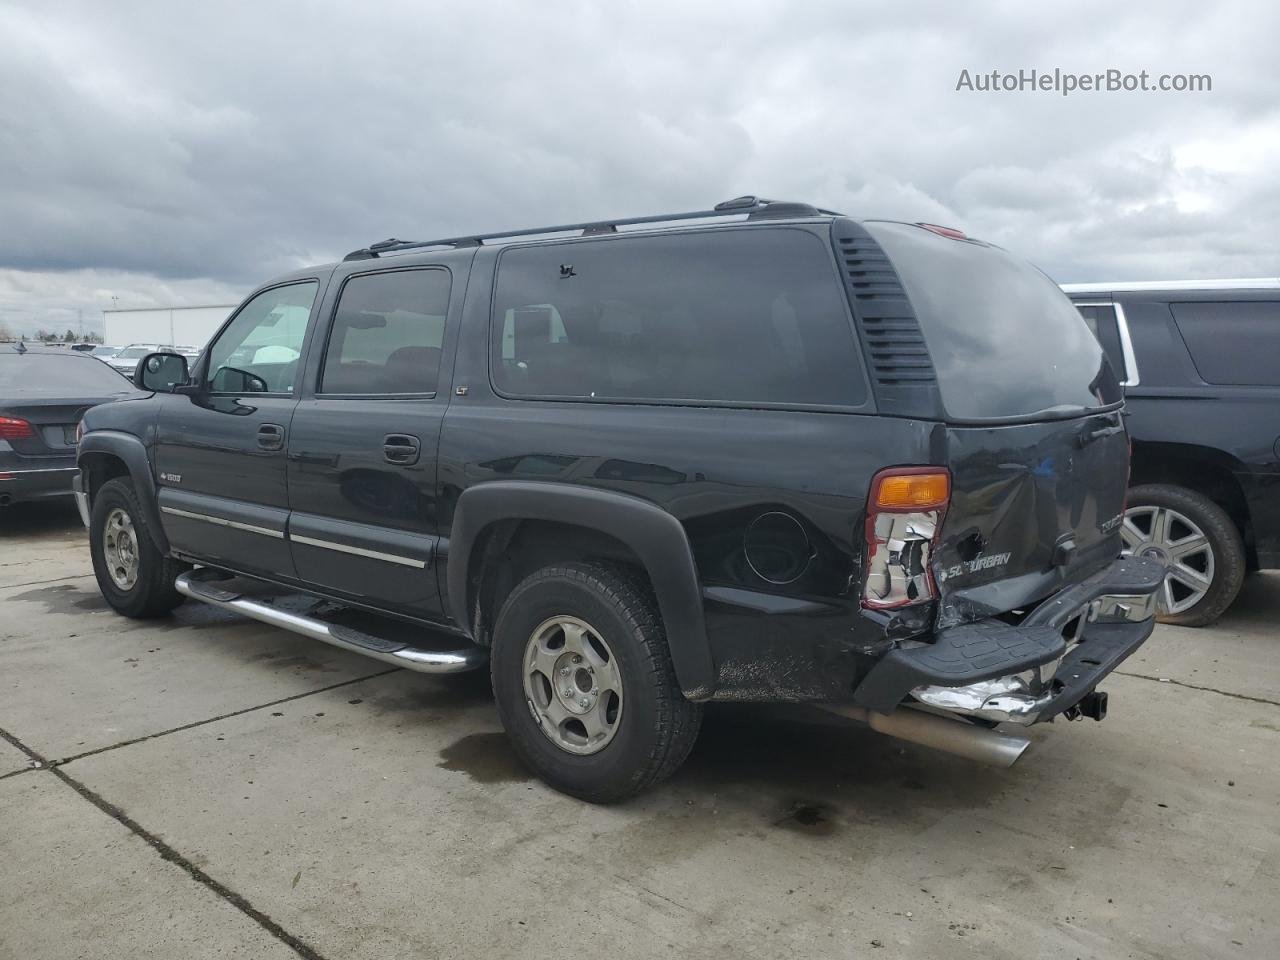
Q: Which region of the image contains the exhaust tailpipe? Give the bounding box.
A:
[821,704,1031,768]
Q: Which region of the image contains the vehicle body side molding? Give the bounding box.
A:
[447,480,716,699]
[77,430,169,553]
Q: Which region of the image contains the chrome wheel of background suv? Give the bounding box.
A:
[1120,504,1214,616]
[522,615,624,756]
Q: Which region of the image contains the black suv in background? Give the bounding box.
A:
[1064,280,1280,626]
[74,197,1162,801]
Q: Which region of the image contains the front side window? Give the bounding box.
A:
[206,282,317,393]
[319,269,451,396]
[490,229,866,407]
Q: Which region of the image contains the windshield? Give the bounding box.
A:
[866,222,1121,421]
[92,346,118,357]
[0,354,137,393]
[118,346,153,359]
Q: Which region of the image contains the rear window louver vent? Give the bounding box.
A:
[833,223,936,387]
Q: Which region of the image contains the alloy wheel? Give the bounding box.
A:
[1119,505,1214,616]
[522,615,624,755]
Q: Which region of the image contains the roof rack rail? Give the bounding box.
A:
[341,196,831,261]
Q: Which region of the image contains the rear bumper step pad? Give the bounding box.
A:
[852,555,1165,717]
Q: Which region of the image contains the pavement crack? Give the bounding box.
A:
[53,667,402,766]
[0,725,47,763]
[1,572,94,590]
[1115,670,1280,708]
[2,721,331,959]
[47,763,332,960]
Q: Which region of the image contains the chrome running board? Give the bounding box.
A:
[175,570,487,675]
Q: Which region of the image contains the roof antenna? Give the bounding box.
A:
[15,340,26,354]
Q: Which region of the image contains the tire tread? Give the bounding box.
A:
[90,477,185,618]
[491,561,702,802]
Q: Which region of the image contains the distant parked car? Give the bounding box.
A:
[69,342,97,353]
[1063,278,1280,626]
[105,343,167,378]
[1,347,141,508]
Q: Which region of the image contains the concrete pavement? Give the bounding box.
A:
[2,500,1277,959]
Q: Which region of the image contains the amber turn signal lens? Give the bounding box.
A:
[872,470,950,510]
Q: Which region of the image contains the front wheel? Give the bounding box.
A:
[1120,483,1245,627]
[89,478,186,618]
[490,562,702,803]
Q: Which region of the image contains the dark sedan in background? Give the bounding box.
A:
[1,347,142,509]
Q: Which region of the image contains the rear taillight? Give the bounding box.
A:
[0,416,34,440]
[862,467,951,610]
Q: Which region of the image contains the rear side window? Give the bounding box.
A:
[490,229,866,407]
[865,222,1120,421]
[1171,300,1280,386]
[1074,305,1128,381]
[320,269,451,395]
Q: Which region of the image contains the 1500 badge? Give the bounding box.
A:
[938,552,1012,582]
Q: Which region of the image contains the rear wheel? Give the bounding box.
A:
[90,478,186,618]
[490,562,702,803]
[1120,483,1244,627]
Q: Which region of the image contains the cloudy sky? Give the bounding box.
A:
[1,0,1276,337]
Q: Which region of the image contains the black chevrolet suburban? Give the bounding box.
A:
[74,196,1162,801]
[1064,280,1280,626]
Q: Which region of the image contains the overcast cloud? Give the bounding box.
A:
[1,0,1277,336]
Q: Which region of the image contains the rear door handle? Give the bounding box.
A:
[257,423,285,451]
[383,433,421,465]
[1077,423,1125,447]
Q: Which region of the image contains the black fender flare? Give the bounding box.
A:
[77,430,169,553]
[446,481,715,699]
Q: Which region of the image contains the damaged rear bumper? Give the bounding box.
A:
[852,555,1165,726]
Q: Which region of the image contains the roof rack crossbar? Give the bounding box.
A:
[341,196,830,261]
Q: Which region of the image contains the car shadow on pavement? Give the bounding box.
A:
[364,665,1011,823]
[0,499,83,537]
[1211,571,1280,628]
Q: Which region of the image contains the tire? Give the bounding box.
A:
[89,477,187,618]
[1121,483,1245,627]
[490,562,702,803]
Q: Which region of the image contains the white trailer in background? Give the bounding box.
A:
[102,304,237,349]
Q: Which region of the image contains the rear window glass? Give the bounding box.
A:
[490,229,866,407]
[865,222,1121,420]
[0,354,136,392]
[1074,305,1128,381]
[1171,300,1280,386]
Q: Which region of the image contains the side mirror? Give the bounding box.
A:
[135,352,189,392]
